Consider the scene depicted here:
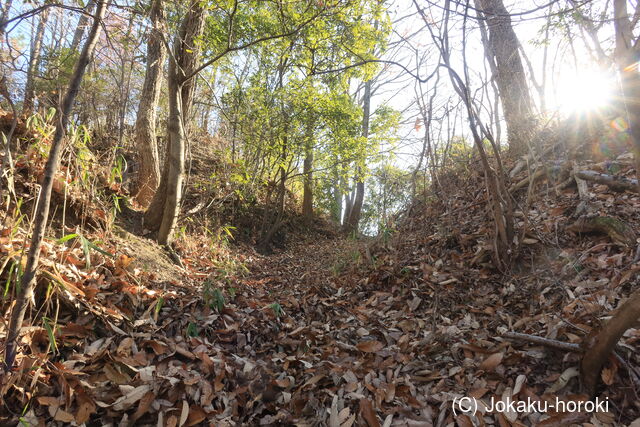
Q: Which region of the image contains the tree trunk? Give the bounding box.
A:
[476,0,536,155]
[157,67,185,245]
[0,0,13,37]
[613,0,640,192]
[145,2,205,243]
[343,79,371,235]
[117,15,135,148]
[331,170,342,224]
[3,0,107,372]
[132,0,166,207]
[344,186,353,225]
[302,121,314,223]
[23,5,50,115]
[69,0,95,51]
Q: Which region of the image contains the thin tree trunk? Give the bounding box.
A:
[3,0,107,372]
[302,121,314,223]
[343,186,353,225]
[23,5,50,115]
[133,0,166,207]
[613,0,640,192]
[343,79,371,235]
[0,0,13,37]
[157,65,185,245]
[69,0,95,51]
[476,0,536,154]
[332,180,342,223]
[117,15,135,148]
[146,2,205,243]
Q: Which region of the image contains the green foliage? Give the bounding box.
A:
[210,0,392,222]
[42,317,58,354]
[186,322,199,337]
[361,163,411,235]
[154,297,164,320]
[109,152,126,186]
[269,302,283,319]
[203,279,226,312]
[57,233,114,269]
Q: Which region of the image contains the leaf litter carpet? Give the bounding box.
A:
[2,188,640,426]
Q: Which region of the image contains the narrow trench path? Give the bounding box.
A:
[196,235,479,423]
[195,233,597,424]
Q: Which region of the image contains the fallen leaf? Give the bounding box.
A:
[185,405,207,426]
[455,414,474,427]
[356,340,384,353]
[537,412,589,426]
[545,367,579,393]
[480,352,503,371]
[179,400,189,427]
[53,409,75,423]
[37,396,60,406]
[131,391,155,423]
[112,384,151,411]
[359,399,380,427]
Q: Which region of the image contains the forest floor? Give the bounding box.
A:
[2,145,640,426]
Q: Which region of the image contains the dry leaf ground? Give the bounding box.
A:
[1,150,640,426]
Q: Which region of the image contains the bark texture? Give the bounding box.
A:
[613,0,640,192]
[0,0,13,37]
[145,2,205,244]
[343,79,371,235]
[581,289,640,396]
[302,122,314,223]
[23,5,50,115]
[476,0,536,154]
[133,0,166,207]
[4,0,107,371]
[70,0,95,51]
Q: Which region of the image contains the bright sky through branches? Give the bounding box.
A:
[551,69,616,115]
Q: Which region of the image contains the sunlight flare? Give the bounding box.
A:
[553,69,616,115]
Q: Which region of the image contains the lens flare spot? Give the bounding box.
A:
[554,69,615,115]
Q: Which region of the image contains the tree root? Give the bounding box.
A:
[581,289,640,396]
[566,216,637,246]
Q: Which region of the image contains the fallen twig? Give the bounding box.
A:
[502,331,581,352]
[575,170,639,193]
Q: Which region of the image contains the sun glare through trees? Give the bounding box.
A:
[553,69,616,115]
[1,0,640,425]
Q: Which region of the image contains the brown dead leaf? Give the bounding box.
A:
[185,405,207,426]
[75,401,95,425]
[356,340,384,353]
[37,396,60,406]
[274,378,291,388]
[469,388,488,399]
[359,398,380,427]
[130,391,155,424]
[455,414,474,427]
[537,412,589,426]
[53,408,75,423]
[112,385,151,411]
[480,352,503,371]
[302,374,325,388]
